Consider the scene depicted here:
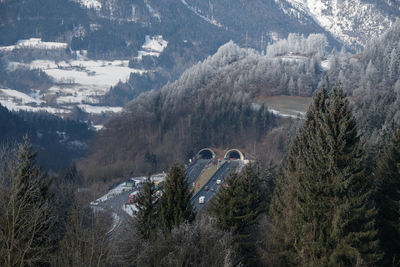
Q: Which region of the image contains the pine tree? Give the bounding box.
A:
[134,173,159,240]
[376,128,400,266]
[209,164,268,266]
[0,136,55,266]
[270,87,381,266]
[159,163,195,233]
[55,205,111,267]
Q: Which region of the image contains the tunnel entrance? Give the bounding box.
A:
[197,148,215,159]
[226,151,240,159]
[224,149,245,160]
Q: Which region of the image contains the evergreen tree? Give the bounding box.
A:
[209,164,268,266]
[134,173,159,240]
[57,163,84,186]
[376,128,400,266]
[159,163,195,233]
[0,136,55,266]
[270,87,381,266]
[55,205,112,267]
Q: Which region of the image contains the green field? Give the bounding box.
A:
[257,95,312,117]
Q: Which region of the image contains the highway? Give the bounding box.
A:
[96,158,236,238]
[96,189,132,239]
[191,160,236,211]
[186,158,209,188]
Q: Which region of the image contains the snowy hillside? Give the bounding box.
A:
[0,38,67,52]
[5,59,142,115]
[278,0,395,48]
[138,35,168,58]
[0,35,169,118]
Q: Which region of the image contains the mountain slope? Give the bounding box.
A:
[278,0,399,49]
[81,38,330,179]
[83,21,400,180]
[180,0,338,49]
[0,105,94,170]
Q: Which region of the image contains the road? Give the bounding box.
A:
[191,160,237,211]
[186,158,209,187]
[97,159,236,237]
[98,189,134,238]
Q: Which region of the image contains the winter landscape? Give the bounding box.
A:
[0,0,400,266]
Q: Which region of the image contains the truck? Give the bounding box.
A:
[128,191,138,204]
[199,196,205,204]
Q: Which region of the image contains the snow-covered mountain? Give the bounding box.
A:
[277,0,398,49]
[1,0,400,122]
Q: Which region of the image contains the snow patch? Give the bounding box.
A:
[138,35,168,59]
[320,59,330,71]
[122,204,138,217]
[74,0,102,10]
[93,124,104,131]
[0,38,67,52]
[181,0,222,27]
[78,104,123,114]
[93,182,134,203]
[269,108,305,118]
[91,173,166,205]
[280,0,393,48]
[0,89,43,105]
[107,213,121,234]
[0,88,69,113]
[0,99,68,114]
[144,0,161,21]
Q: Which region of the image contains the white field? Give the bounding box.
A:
[0,38,67,52]
[0,88,68,113]
[4,59,145,115]
[257,95,312,118]
[78,104,123,114]
[0,89,43,104]
[14,59,142,90]
[1,36,167,117]
[138,35,168,58]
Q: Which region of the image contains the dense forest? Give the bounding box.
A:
[0,85,399,266]
[82,35,331,180]
[0,105,93,170]
[82,23,400,181]
[1,2,400,266]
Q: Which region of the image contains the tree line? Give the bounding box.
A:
[2,85,399,266]
[122,86,400,266]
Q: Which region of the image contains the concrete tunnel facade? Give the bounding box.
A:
[224,149,245,160]
[197,148,216,159]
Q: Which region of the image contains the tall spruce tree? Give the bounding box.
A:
[209,164,268,266]
[0,136,55,266]
[159,163,195,233]
[376,128,400,266]
[270,87,381,266]
[134,174,159,240]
